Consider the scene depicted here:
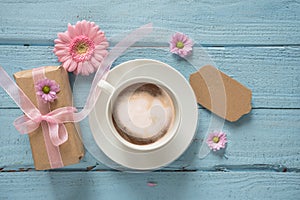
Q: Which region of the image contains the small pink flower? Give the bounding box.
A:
[35,79,60,103]
[206,131,227,151]
[169,32,193,57]
[53,20,109,76]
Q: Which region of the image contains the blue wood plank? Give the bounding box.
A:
[0,0,299,45]
[0,171,299,200]
[0,46,299,108]
[1,109,299,171]
[0,0,299,199]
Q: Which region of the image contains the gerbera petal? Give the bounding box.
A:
[68,60,78,72]
[54,38,64,44]
[88,29,97,40]
[179,50,188,56]
[175,33,182,41]
[58,55,71,63]
[49,91,56,95]
[181,36,188,43]
[54,49,69,57]
[78,62,89,76]
[85,21,92,37]
[90,21,96,27]
[74,21,82,35]
[81,20,89,36]
[93,51,105,61]
[178,33,185,42]
[169,42,176,49]
[52,86,60,93]
[67,23,76,38]
[90,56,101,68]
[94,46,107,55]
[80,61,94,76]
[102,41,109,48]
[83,61,94,74]
[36,91,43,95]
[93,33,107,44]
[54,43,68,50]
[97,48,108,55]
[62,58,73,71]
[58,32,71,43]
[80,68,88,76]
[75,62,83,75]
[170,48,178,53]
[35,85,42,90]
[186,39,192,44]
[95,43,108,51]
[89,26,100,40]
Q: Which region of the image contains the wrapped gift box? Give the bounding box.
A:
[14,66,84,170]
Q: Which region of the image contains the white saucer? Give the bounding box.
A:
[89,59,198,170]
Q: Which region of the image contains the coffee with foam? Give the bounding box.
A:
[112,83,175,145]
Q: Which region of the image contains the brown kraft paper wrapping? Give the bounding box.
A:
[14,66,84,170]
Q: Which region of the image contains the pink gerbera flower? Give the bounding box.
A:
[169,32,193,57]
[206,131,227,151]
[35,79,60,103]
[53,20,109,76]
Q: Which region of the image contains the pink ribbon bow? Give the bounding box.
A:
[14,106,77,146]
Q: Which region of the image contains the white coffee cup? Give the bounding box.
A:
[97,76,181,151]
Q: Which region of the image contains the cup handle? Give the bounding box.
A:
[97,80,115,95]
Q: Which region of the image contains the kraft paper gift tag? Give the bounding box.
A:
[189,65,252,122]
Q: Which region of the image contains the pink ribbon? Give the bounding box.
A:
[0,23,153,168]
[14,105,77,146]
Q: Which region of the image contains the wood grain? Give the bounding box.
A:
[0,46,299,108]
[1,109,299,170]
[0,171,299,200]
[0,0,299,199]
[0,0,299,45]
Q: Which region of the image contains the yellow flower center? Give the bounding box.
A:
[76,42,89,54]
[212,136,220,143]
[176,41,184,49]
[42,86,50,94]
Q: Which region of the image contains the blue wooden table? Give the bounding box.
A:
[0,0,299,199]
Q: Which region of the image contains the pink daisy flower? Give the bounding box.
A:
[169,32,193,57]
[35,79,60,103]
[53,20,109,76]
[206,131,227,151]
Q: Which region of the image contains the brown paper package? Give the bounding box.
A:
[14,66,84,170]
